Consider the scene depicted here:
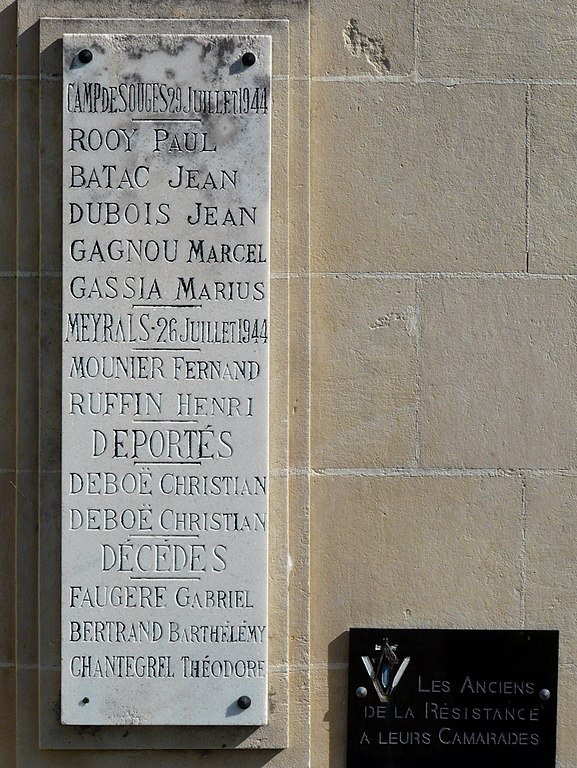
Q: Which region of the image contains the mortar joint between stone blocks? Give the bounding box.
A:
[520,475,528,628]
[412,0,420,80]
[414,277,422,466]
[525,84,532,273]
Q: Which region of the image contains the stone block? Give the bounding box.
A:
[38,277,59,472]
[0,0,16,76]
[418,1,577,80]
[16,276,39,474]
[557,665,577,766]
[311,83,525,273]
[0,666,15,768]
[15,471,38,667]
[311,276,417,469]
[39,80,61,275]
[525,478,577,665]
[529,86,577,273]
[311,475,523,663]
[311,666,348,768]
[420,278,577,468]
[270,276,289,471]
[0,474,15,664]
[0,278,16,468]
[17,79,39,273]
[311,0,413,77]
[0,81,16,272]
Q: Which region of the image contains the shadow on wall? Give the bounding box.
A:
[328,631,349,767]
[0,1,16,78]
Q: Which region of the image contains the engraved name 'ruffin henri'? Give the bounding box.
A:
[61,33,271,727]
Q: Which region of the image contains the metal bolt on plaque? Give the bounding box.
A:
[540,689,551,701]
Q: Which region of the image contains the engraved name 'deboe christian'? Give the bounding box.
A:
[61,33,271,726]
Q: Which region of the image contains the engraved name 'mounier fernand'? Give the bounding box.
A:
[61,34,271,727]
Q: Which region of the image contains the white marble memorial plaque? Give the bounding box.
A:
[61,33,271,726]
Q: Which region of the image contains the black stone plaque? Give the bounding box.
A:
[347,628,558,768]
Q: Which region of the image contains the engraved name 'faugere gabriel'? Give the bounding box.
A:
[68,585,254,609]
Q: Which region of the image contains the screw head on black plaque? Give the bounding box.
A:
[242,52,256,67]
[237,695,252,709]
[78,49,93,64]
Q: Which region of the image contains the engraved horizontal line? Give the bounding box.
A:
[133,461,201,466]
[131,118,202,123]
[130,347,200,352]
[132,419,198,424]
[130,576,203,582]
[131,303,203,309]
[128,534,200,539]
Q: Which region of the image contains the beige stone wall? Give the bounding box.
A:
[310,3,577,767]
[2,0,577,765]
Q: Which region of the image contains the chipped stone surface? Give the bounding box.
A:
[342,19,390,74]
[311,0,414,77]
[61,33,271,726]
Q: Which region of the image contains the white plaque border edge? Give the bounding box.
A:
[38,14,293,752]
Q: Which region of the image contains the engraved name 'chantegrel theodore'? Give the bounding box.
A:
[61,33,271,727]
